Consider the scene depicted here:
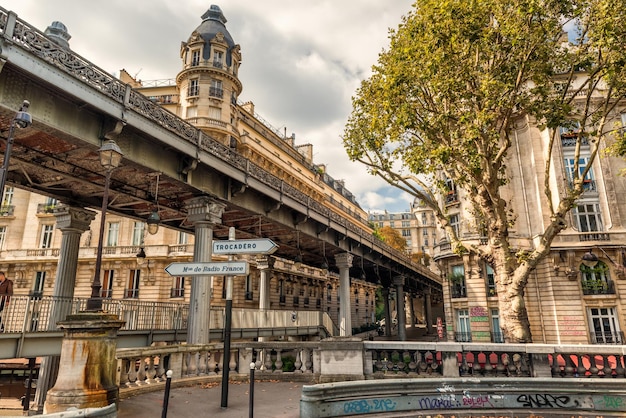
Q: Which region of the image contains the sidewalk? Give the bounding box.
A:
[118,380,301,418]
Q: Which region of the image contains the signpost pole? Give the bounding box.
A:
[221,227,236,408]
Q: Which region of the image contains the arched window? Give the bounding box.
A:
[580,261,613,295]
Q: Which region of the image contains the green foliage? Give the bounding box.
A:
[343,0,626,342]
[375,288,385,320]
[281,355,295,372]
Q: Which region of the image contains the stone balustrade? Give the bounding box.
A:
[117,339,626,389]
[116,341,323,389]
[117,339,626,416]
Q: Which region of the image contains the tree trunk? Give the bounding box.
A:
[496,265,532,343]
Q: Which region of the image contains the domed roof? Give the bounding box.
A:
[193,5,237,65]
[44,21,71,49]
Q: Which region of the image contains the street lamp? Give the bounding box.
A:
[86,139,123,311]
[146,210,160,235]
[0,100,32,205]
[582,250,599,268]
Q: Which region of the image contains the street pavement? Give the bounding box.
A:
[118,380,302,418]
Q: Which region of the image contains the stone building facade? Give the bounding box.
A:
[434,112,626,345]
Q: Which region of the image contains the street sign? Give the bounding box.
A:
[164,261,249,276]
[212,238,278,255]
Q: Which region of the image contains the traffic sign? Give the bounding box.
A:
[212,238,278,255]
[165,261,249,276]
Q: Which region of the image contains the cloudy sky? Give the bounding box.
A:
[2,0,416,213]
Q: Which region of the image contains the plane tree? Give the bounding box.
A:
[343,0,626,342]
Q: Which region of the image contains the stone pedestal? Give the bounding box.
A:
[44,312,125,414]
[318,337,364,383]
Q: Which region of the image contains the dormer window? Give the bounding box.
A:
[191,50,201,67]
[213,50,224,68]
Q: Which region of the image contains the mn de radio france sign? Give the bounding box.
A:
[165,261,249,276]
[212,238,278,255]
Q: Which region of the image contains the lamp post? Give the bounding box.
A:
[86,139,123,311]
[0,100,32,205]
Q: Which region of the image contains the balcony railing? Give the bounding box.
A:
[209,87,223,98]
[450,283,467,298]
[581,278,615,295]
[36,203,56,214]
[25,248,60,257]
[455,332,472,342]
[0,204,14,216]
[170,288,184,298]
[579,232,610,241]
[590,331,624,344]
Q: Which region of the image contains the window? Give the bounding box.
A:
[401,221,410,228]
[186,106,198,119]
[32,271,45,298]
[588,307,622,344]
[456,309,471,342]
[209,106,221,120]
[279,280,286,304]
[485,264,496,296]
[421,213,427,225]
[245,275,253,300]
[212,50,223,67]
[209,79,223,98]
[188,79,199,97]
[449,265,466,298]
[40,224,54,248]
[171,276,185,298]
[389,221,395,228]
[445,178,458,204]
[178,232,189,245]
[2,187,13,205]
[574,203,603,232]
[449,214,460,238]
[559,121,587,146]
[0,226,6,251]
[401,229,411,237]
[125,270,140,298]
[105,222,119,247]
[564,156,595,191]
[191,49,200,66]
[491,309,504,343]
[102,270,114,298]
[132,222,145,246]
[580,261,613,295]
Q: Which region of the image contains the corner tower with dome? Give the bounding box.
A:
[177,5,242,146]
